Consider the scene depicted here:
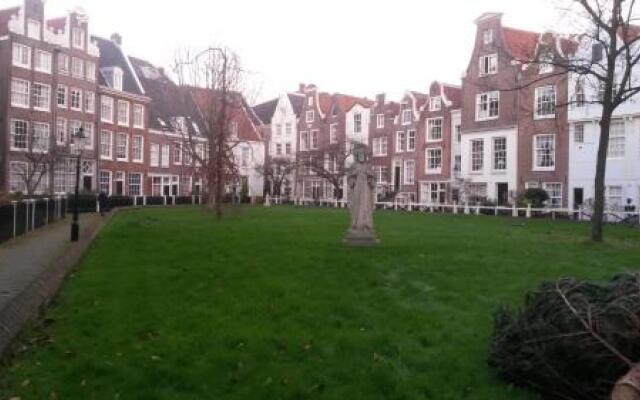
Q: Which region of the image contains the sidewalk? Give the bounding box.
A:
[0,212,109,356]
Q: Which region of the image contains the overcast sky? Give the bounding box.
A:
[3,0,568,104]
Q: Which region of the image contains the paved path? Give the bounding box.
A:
[0,212,108,355]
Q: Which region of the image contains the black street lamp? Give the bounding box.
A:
[70,126,86,242]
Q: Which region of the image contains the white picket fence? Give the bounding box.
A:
[263,195,640,224]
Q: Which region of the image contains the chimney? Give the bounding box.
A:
[23,0,44,23]
[298,83,306,93]
[110,33,122,46]
[376,93,385,105]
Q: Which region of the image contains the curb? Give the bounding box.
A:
[0,210,117,357]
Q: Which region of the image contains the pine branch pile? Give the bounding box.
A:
[489,272,640,400]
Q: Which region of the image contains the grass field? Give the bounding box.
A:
[1,206,639,400]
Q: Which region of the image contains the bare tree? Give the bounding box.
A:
[299,143,354,200]
[13,125,64,196]
[173,47,248,219]
[502,0,640,241]
[256,156,297,197]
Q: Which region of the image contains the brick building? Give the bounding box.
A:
[0,0,99,195]
[94,35,150,197]
[369,93,399,200]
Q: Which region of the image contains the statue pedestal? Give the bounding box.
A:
[344,229,379,247]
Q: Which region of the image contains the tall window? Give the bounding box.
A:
[353,113,362,133]
[329,123,338,144]
[10,119,28,150]
[101,96,114,123]
[132,136,143,162]
[427,118,443,141]
[56,118,67,145]
[99,171,111,195]
[100,131,112,159]
[476,91,499,120]
[275,143,282,156]
[534,134,555,169]
[401,107,412,125]
[32,122,49,153]
[374,166,388,184]
[70,88,82,111]
[372,137,387,156]
[9,162,28,193]
[54,159,76,194]
[608,121,625,158]
[606,186,624,210]
[12,43,31,68]
[32,83,51,111]
[161,145,170,168]
[150,143,160,167]
[72,27,85,49]
[493,137,507,170]
[85,91,95,114]
[479,54,498,76]
[173,142,182,164]
[34,50,52,73]
[285,122,292,136]
[133,104,144,128]
[85,61,96,82]
[84,123,94,150]
[58,53,69,75]
[574,77,585,107]
[71,57,84,78]
[274,124,282,136]
[300,131,309,151]
[471,139,484,172]
[426,148,442,173]
[535,85,556,118]
[115,133,128,161]
[396,131,406,153]
[241,147,250,167]
[57,85,67,108]
[285,143,292,155]
[306,110,314,123]
[376,114,385,128]
[113,68,124,91]
[11,79,30,108]
[128,173,142,196]
[404,160,415,185]
[27,19,41,39]
[574,123,584,143]
[117,100,130,126]
[483,29,493,44]
[310,130,319,149]
[407,130,416,151]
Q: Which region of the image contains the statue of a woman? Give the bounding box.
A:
[344,144,378,246]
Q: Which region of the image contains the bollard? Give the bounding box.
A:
[96,195,100,213]
[143,195,147,206]
[494,206,498,216]
[526,204,532,219]
[12,201,17,237]
[512,203,517,218]
[453,202,458,214]
[464,202,470,215]
[408,202,413,212]
[44,198,49,225]
[163,196,167,206]
[475,205,480,215]
[394,201,398,211]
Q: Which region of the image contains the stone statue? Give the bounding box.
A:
[344,143,379,246]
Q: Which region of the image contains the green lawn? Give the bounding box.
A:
[1,207,639,400]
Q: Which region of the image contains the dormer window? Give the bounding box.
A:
[27,19,41,40]
[483,29,493,45]
[72,27,85,49]
[401,104,412,125]
[430,97,442,111]
[307,96,313,106]
[103,67,124,91]
[539,52,554,74]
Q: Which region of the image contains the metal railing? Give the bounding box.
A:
[0,197,68,245]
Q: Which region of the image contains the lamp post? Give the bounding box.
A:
[70,126,86,242]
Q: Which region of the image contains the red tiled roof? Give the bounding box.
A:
[47,17,66,32]
[333,93,373,113]
[502,26,539,61]
[318,92,333,115]
[187,87,262,142]
[442,84,462,108]
[0,7,20,36]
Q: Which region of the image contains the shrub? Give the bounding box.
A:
[522,188,549,208]
[488,273,640,400]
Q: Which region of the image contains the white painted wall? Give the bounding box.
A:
[269,94,298,160]
[345,104,371,146]
[234,141,265,198]
[568,118,640,209]
[450,110,462,179]
[459,127,518,201]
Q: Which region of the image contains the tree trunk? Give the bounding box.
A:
[592,111,612,242]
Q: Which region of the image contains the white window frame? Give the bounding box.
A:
[492,137,507,171]
[535,85,556,119]
[72,27,85,49]
[85,61,96,82]
[150,143,160,167]
[376,114,385,128]
[306,110,314,123]
[403,160,415,185]
[479,54,498,76]
[57,85,67,109]
[115,133,129,161]
[543,183,563,208]
[407,130,416,151]
[353,113,362,133]
[27,18,41,40]
[70,88,82,111]
[426,148,443,174]
[471,139,484,172]
[429,97,442,111]
[475,91,499,121]
[607,120,625,158]
[533,134,556,171]
[427,118,443,142]
[373,137,387,157]
[85,91,95,114]
[34,50,52,74]
[101,96,114,123]
[71,57,84,79]
[99,170,112,195]
[56,117,67,145]
[573,123,585,143]
[100,131,113,160]
[11,78,30,108]
[12,43,31,69]
[329,123,338,144]
[161,144,170,168]
[396,131,406,153]
[132,135,144,163]
[32,82,51,111]
[10,120,28,151]
[117,100,130,127]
